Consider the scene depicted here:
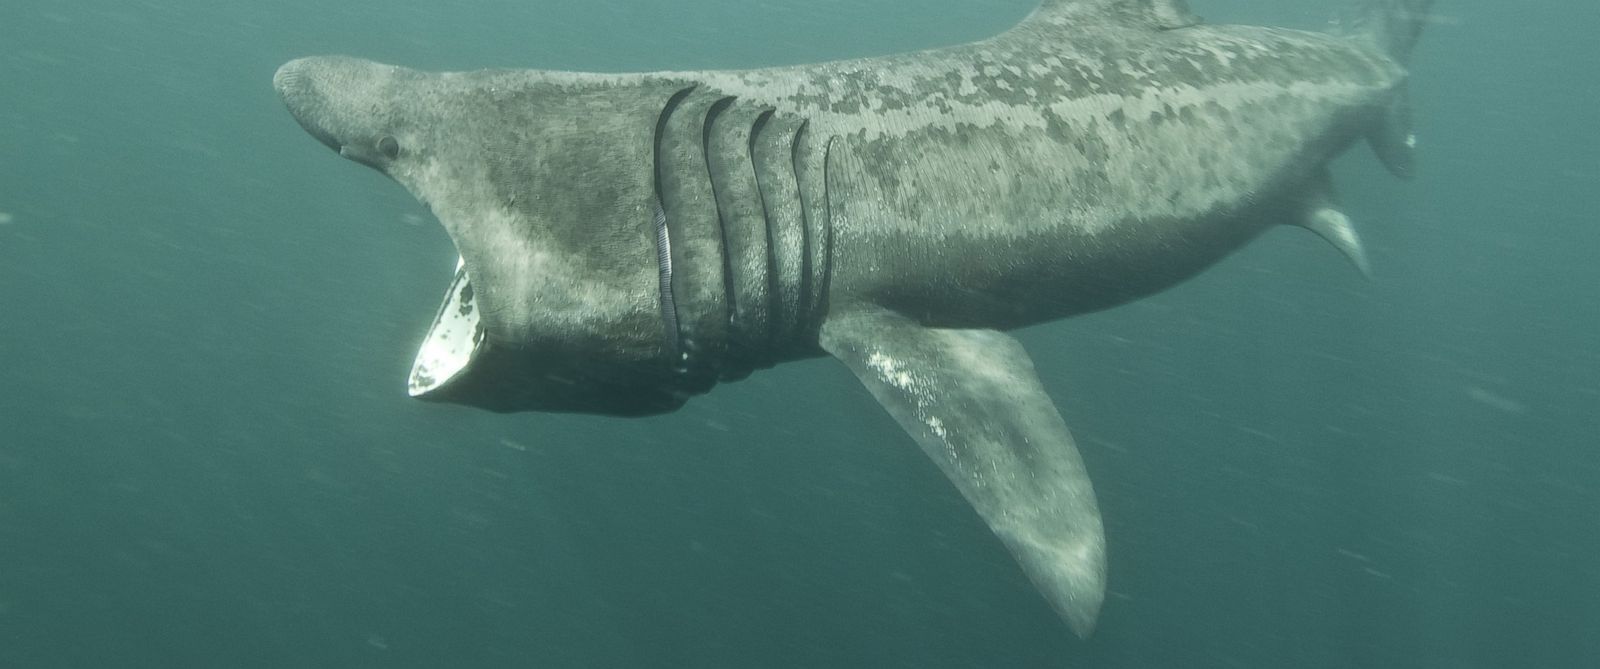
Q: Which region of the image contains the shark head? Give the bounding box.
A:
[274,56,693,416]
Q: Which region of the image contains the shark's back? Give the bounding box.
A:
[695,14,1396,228]
[674,7,1407,324]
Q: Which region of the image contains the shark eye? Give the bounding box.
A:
[377,135,400,159]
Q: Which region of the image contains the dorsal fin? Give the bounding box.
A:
[1029,0,1201,30]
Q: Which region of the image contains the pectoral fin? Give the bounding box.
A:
[1301,206,1372,278]
[1294,169,1374,278]
[820,306,1106,636]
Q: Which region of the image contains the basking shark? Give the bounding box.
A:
[274,0,1433,635]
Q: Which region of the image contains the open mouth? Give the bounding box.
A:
[406,256,484,397]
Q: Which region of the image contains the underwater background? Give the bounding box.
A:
[1,0,1595,666]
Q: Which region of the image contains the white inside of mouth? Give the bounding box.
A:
[407,256,483,397]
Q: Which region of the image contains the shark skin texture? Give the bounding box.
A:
[274,0,1434,636]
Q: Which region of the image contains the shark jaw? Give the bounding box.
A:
[407,256,483,397]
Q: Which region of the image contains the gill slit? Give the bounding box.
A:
[793,119,815,336]
[703,96,738,332]
[750,108,780,347]
[653,86,696,367]
[819,134,836,325]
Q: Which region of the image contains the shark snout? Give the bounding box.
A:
[271,58,312,96]
[274,58,341,153]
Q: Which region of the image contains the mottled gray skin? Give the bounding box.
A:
[275,0,1432,636]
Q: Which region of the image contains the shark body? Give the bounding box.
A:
[275,0,1434,634]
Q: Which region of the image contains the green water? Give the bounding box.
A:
[1,1,1596,666]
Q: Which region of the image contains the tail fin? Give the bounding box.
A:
[1344,0,1435,179]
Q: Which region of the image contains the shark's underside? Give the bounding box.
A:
[274,0,1434,635]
